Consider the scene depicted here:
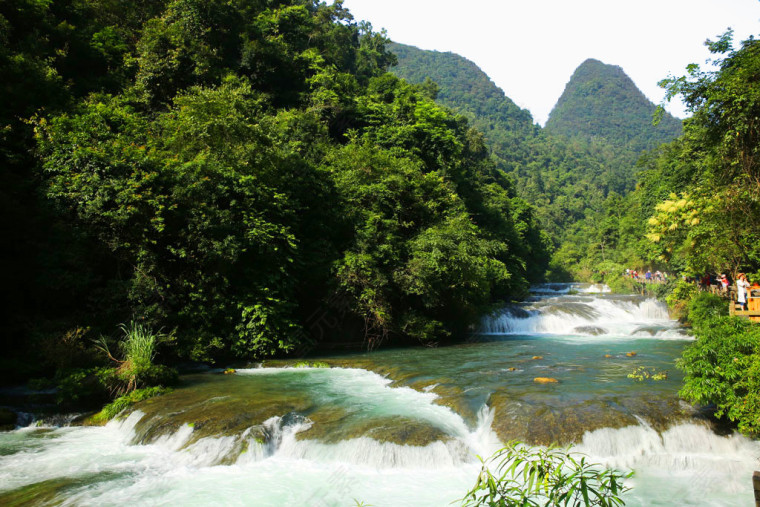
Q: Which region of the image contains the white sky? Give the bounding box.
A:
[342,0,760,125]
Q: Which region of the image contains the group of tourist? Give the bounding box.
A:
[693,272,758,310]
[625,268,667,282]
[625,268,758,311]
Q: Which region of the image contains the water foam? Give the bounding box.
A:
[0,368,501,506]
[576,422,760,506]
[481,294,688,340]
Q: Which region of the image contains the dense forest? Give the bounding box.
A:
[0,0,549,384]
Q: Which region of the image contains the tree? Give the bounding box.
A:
[652,31,760,273]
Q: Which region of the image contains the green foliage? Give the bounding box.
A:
[677,316,760,435]
[665,280,698,309]
[94,322,178,394]
[0,0,553,374]
[118,322,167,370]
[685,292,727,325]
[462,442,631,506]
[627,366,668,382]
[90,386,171,423]
[54,367,111,408]
[646,31,760,275]
[294,361,329,368]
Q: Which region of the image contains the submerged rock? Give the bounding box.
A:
[487,391,689,446]
[574,326,607,335]
[297,414,449,446]
[129,374,315,447]
[533,377,558,384]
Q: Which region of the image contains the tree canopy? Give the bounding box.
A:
[1,0,549,380]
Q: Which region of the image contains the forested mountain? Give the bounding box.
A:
[389,43,538,158]
[388,44,681,263]
[545,58,682,153]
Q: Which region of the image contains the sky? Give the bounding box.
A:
[342,0,760,126]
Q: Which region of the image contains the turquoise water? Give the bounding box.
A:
[1,285,758,506]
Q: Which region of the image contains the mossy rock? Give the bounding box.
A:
[128,374,315,446]
[297,413,450,446]
[488,392,639,446]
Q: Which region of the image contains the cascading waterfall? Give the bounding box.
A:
[576,421,760,506]
[0,369,503,506]
[480,291,687,339]
[1,284,757,506]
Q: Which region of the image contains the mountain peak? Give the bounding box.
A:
[545,59,681,152]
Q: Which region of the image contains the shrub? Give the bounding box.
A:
[462,442,631,506]
[665,279,697,309]
[605,274,635,294]
[55,368,105,408]
[686,292,727,328]
[677,315,760,435]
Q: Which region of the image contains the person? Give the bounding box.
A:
[720,274,729,293]
[645,270,652,282]
[737,273,750,311]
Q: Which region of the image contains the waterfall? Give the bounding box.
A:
[480,290,688,340]
[1,285,754,506]
[577,422,760,506]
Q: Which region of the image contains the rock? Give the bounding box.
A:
[574,326,608,335]
[0,407,17,430]
[533,377,559,384]
[300,415,450,446]
[487,393,644,446]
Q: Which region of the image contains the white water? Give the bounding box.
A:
[481,294,689,340]
[0,369,501,506]
[1,366,759,505]
[577,422,760,506]
[237,367,475,439]
[531,282,612,295]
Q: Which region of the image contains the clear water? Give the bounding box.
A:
[1,285,758,506]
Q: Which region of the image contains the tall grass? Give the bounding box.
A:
[95,321,174,394]
[119,321,159,370]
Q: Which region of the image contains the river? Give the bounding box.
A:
[1,284,758,505]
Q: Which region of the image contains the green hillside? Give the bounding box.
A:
[545,58,682,153]
[389,42,538,157]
